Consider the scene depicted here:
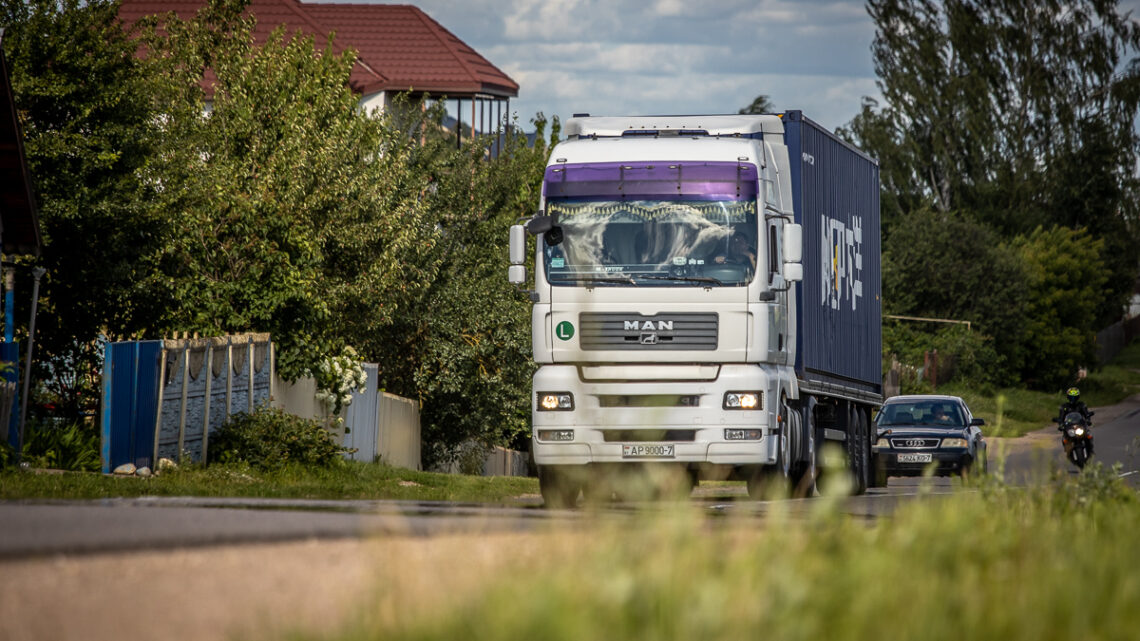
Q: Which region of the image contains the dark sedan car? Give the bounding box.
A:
[871,394,987,486]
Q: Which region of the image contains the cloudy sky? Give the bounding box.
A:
[373,0,881,132]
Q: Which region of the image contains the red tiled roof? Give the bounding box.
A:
[117,0,518,98]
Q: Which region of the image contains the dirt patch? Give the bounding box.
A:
[0,532,561,641]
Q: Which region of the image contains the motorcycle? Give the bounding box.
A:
[1054,411,1094,469]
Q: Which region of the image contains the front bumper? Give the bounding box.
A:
[873,448,973,477]
[531,364,783,469]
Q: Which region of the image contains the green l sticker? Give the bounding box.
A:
[555,321,575,341]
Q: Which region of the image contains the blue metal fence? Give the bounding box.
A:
[100,334,274,473]
[2,341,19,450]
[101,341,162,473]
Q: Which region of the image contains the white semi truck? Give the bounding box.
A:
[508,111,882,506]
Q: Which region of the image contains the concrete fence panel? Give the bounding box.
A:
[101,334,273,472]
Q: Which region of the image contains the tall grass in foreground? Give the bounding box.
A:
[327,467,1138,641]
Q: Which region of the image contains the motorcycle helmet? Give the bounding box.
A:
[1066,387,1080,402]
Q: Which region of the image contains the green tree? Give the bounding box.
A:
[355,106,554,466]
[847,0,1140,385]
[135,0,440,380]
[738,94,774,114]
[1,0,163,416]
[855,0,1140,227]
[1013,226,1107,389]
[882,208,1029,381]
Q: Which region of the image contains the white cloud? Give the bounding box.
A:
[356,0,879,132]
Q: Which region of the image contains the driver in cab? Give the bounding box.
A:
[713,231,756,271]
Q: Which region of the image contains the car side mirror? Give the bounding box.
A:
[970,417,985,426]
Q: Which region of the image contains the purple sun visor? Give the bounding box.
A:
[544,161,758,201]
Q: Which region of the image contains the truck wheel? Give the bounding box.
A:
[789,408,817,498]
[748,395,798,500]
[539,467,580,509]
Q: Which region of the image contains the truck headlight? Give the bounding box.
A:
[940,438,968,448]
[536,429,575,442]
[723,392,762,410]
[538,392,574,411]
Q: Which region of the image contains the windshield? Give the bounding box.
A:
[544,199,758,286]
[876,401,966,427]
[1063,412,1086,426]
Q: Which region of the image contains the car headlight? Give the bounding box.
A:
[537,392,574,411]
[940,438,968,448]
[723,392,762,410]
[874,438,891,449]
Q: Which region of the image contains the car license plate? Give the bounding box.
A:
[622,444,675,459]
[898,453,932,463]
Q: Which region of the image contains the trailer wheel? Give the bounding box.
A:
[850,406,869,496]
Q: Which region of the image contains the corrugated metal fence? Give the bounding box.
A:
[272,363,421,470]
[100,334,273,472]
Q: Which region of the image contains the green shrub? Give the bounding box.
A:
[208,409,350,471]
[20,420,101,472]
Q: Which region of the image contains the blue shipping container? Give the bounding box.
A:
[783,111,882,394]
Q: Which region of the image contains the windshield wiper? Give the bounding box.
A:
[563,275,639,286]
[637,274,724,286]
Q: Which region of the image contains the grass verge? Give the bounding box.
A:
[0,461,539,502]
[316,466,1139,641]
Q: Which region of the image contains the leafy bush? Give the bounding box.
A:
[208,409,350,471]
[883,321,1004,391]
[19,420,101,472]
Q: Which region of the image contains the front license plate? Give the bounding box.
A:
[897,453,933,463]
[622,444,675,459]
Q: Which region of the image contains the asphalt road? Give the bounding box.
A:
[2,394,1136,558]
[1000,392,1140,486]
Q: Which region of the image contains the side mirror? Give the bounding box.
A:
[508,224,526,285]
[970,417,985,426]
[783,223,802,263]
[783,262,803,283]
[509,225,526,265]
[1051,417,1060,423]
[525,215,556,235]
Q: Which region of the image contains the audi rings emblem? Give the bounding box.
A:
[905,439,926,448]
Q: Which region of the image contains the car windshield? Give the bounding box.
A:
[543,199,758,287]
[876,401,966,427]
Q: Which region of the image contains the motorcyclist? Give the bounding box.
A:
[1057,387,1094,455]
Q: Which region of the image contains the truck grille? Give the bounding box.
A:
[890,438,940,449]
[578,312,718,351]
